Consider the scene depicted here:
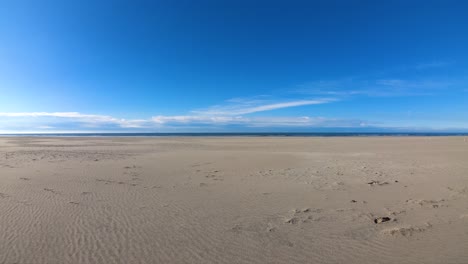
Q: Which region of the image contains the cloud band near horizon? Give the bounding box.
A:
[0,98,353,131]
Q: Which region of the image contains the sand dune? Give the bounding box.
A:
[1,136,468,263]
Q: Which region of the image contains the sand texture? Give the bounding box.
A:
[1,136,468,264]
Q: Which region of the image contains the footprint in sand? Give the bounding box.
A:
[284,217,300,224]
[447,187,468,198]
[387,209,407,216]
[204,170,223,181]
[367,180,390,186]
[96,179,113,184]
[230,224,243,233]
[44,188,60,194]
[382,223,432,237]
[283,208,323,225]
[191,162,212,168]
[406,199,446,208]
[458,214,468,219]
[123,165,142,180]
[266,223,276,232]
[374,217,392,224]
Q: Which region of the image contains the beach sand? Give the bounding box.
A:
[1,136,468,264]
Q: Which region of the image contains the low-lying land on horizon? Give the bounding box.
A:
[1,136,468,263]
[2,132,468,137]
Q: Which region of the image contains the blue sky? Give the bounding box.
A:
[1,0,467,133]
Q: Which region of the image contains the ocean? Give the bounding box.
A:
[1,132,467,137]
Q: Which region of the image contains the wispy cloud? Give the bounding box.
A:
[152,115,236,124]
[0,97,354,131]
[0,98,336,127]
[152,115,368,127]
[192,98,335,116]
[376,79,453,89]
[1,61,465,133]
[0,112,89,118]
[293,61,463,97]
[36,125,55,129]
[0,112,149,128]
[412,61,452,70]
[296,78,456,97]
[0,111,367,131]
[151,97,346,126]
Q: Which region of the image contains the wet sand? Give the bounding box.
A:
[1,136,468,264]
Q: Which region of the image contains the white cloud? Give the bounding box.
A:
[0,98,348,131]
[151,115,366,127]
[296,77,456,97]
[192,98,335,116]
[152,115,236,124]
[0,112,84,117]
[36,125,54,129]
[376,79,406,86]
[413,61,451,70]
[0,112,149,128]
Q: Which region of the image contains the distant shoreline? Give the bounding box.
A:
[1,132,468,137]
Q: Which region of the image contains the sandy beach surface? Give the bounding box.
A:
[1,136,468,264]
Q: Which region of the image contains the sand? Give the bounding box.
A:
[1,136,468,264]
